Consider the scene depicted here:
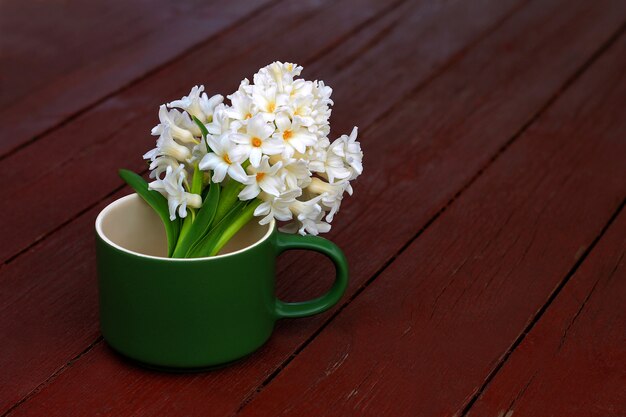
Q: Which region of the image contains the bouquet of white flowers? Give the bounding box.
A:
[120,62,363,258]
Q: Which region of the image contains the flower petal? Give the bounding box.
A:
[238,183,261,200]
[228,163,249,184]
[212,162,228,183]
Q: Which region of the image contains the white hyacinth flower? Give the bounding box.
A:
[143,126,191,163]
[238,157,283,201]
[307,80,333,138]
[273,112,317,158]
[280,194,330,236]
[151,105,198,144]
[258,61,303,93]
[138,62,362,236]
[198,134,248,183]
[231,114,284,167]
[331,127,363,180]
[148,156,179,180]
[148,165,202,220]
[306,177,351,222]
[225,81,256,123]
[168,85,223,123]
[277,157,311,190]
[289,195,322,219]
[285,82,315,124]
[254,189,300,224]
[294,211,331,236]
[286,78,314,100]
[205,103,235,136]
[320,148,351,183]
[251,84,287,122]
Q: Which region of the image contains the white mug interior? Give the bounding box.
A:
[96,194,273,259]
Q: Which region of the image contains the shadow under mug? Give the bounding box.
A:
[95,194,349,370]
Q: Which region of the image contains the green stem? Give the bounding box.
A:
[208,200,261,256]
[213,179,244,225]
[191,163,203,195]
[172,213,194,258]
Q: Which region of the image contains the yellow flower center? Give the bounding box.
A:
[268,102,276,113]
[283,130,293,141]
[223,154,232,164]
[244,113,252,119]
[251,137,263,147]
[256,172,265,182]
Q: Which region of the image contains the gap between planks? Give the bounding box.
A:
[234,20,626,417]
[0,337,104,417]
[460,197,626,416]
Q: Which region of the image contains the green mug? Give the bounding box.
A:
[95,194,349,370]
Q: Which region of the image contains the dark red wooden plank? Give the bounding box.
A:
[4,0,625,416]
[0,0,273,156]
[230,32,626,417]
[466,209,626,416]
[0,0,534,413]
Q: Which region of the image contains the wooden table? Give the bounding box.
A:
[1,0,625,415]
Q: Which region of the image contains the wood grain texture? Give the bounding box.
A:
[0,0,523,266]
[0,0,533,414]
[4,0,625,415]
[0,0,273,156]
[465,208,626,416]
[232,31,626,417]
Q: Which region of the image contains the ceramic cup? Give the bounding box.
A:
[95,194,349,370]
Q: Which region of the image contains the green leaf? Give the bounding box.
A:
[187,199,246,258]
[172,180,220,258]
[192,116,212,153]
[212,179,244,226]
[207,199,260,256]
[191,163,204,195]
[192,115,209,138]
[118,169,180,257]
[174,214,194,256]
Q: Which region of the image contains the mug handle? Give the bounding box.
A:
[274,232,349,319]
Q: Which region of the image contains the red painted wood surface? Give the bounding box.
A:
[0,0,273,156]
[1,0,625,415]
[467,204,626,416]
[233,32,626,417]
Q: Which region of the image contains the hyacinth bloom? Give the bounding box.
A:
[121,61,364,258]
[230,114,284,167]
[238,157,283,200]
[148,165,202,220]
[198,134,248,184]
